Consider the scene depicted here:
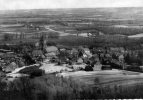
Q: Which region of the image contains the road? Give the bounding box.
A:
[44,26,90,37]
[44,26,73,36]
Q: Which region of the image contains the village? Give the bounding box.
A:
[0,33,143,81]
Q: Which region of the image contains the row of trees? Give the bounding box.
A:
[3,32,59,41]
[3,33,26,41]
[75,25,143,35]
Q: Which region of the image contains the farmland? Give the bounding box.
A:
[1,7,143,99]
[1,8,143,46]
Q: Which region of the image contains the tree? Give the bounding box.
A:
[3,34,12,41]
[39,35,45,51]
[23,53,35,65]
[48,32,59,39]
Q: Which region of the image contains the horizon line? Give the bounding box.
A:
[0,6,143,11]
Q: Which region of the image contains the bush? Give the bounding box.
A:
[30,69,44,78]
[19,65,44,78]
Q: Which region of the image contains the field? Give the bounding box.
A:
[58,69,143,87]
[1,8,143,47]
[2,72,143,99]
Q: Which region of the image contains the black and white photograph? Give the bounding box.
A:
[0,0,143,99]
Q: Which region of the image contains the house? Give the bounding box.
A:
[2,53,16,59]
[119,47,125,53]
[32,50,43,57]
[45,46,59,58]
[83,48,92,58]
[4,62,18,73]
[72,64,86,70]
[110,47,125,53]
[140,66,143,71]
[0,71,5,77]
[77,58,84,64]
[110,47,119,52]
[35,42,39,47]
[56,45,72,50]
[71,48,78,54]
[119,54,124,62]
[45,46,58,53]
[32,50,45,62]
[0,52,4,57]
[90,55,100,63]
[93,62,102,71]
[105,53,111,59]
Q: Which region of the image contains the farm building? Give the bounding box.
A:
[32,50,45,62]
[32,50,43,57]
[82,48,92,58]
[3,62,18,73]
[45,46,58,53]
[119,54,124,62]
[45,46,59,58]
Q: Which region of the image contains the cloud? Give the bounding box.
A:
[0,0,143,10]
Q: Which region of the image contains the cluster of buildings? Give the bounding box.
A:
[0,49,25,73]
[31,43,127,71]
[1,36,143,78]
[36,44,142,72]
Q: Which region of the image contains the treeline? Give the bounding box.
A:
[55,35,143,50]
[2,31,60,41]
[76,25,143,35]
[95,26,143,35]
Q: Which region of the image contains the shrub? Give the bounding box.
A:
[30,69,45,78]
[19,65,44,78]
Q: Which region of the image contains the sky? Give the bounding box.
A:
[0,0,143,10]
